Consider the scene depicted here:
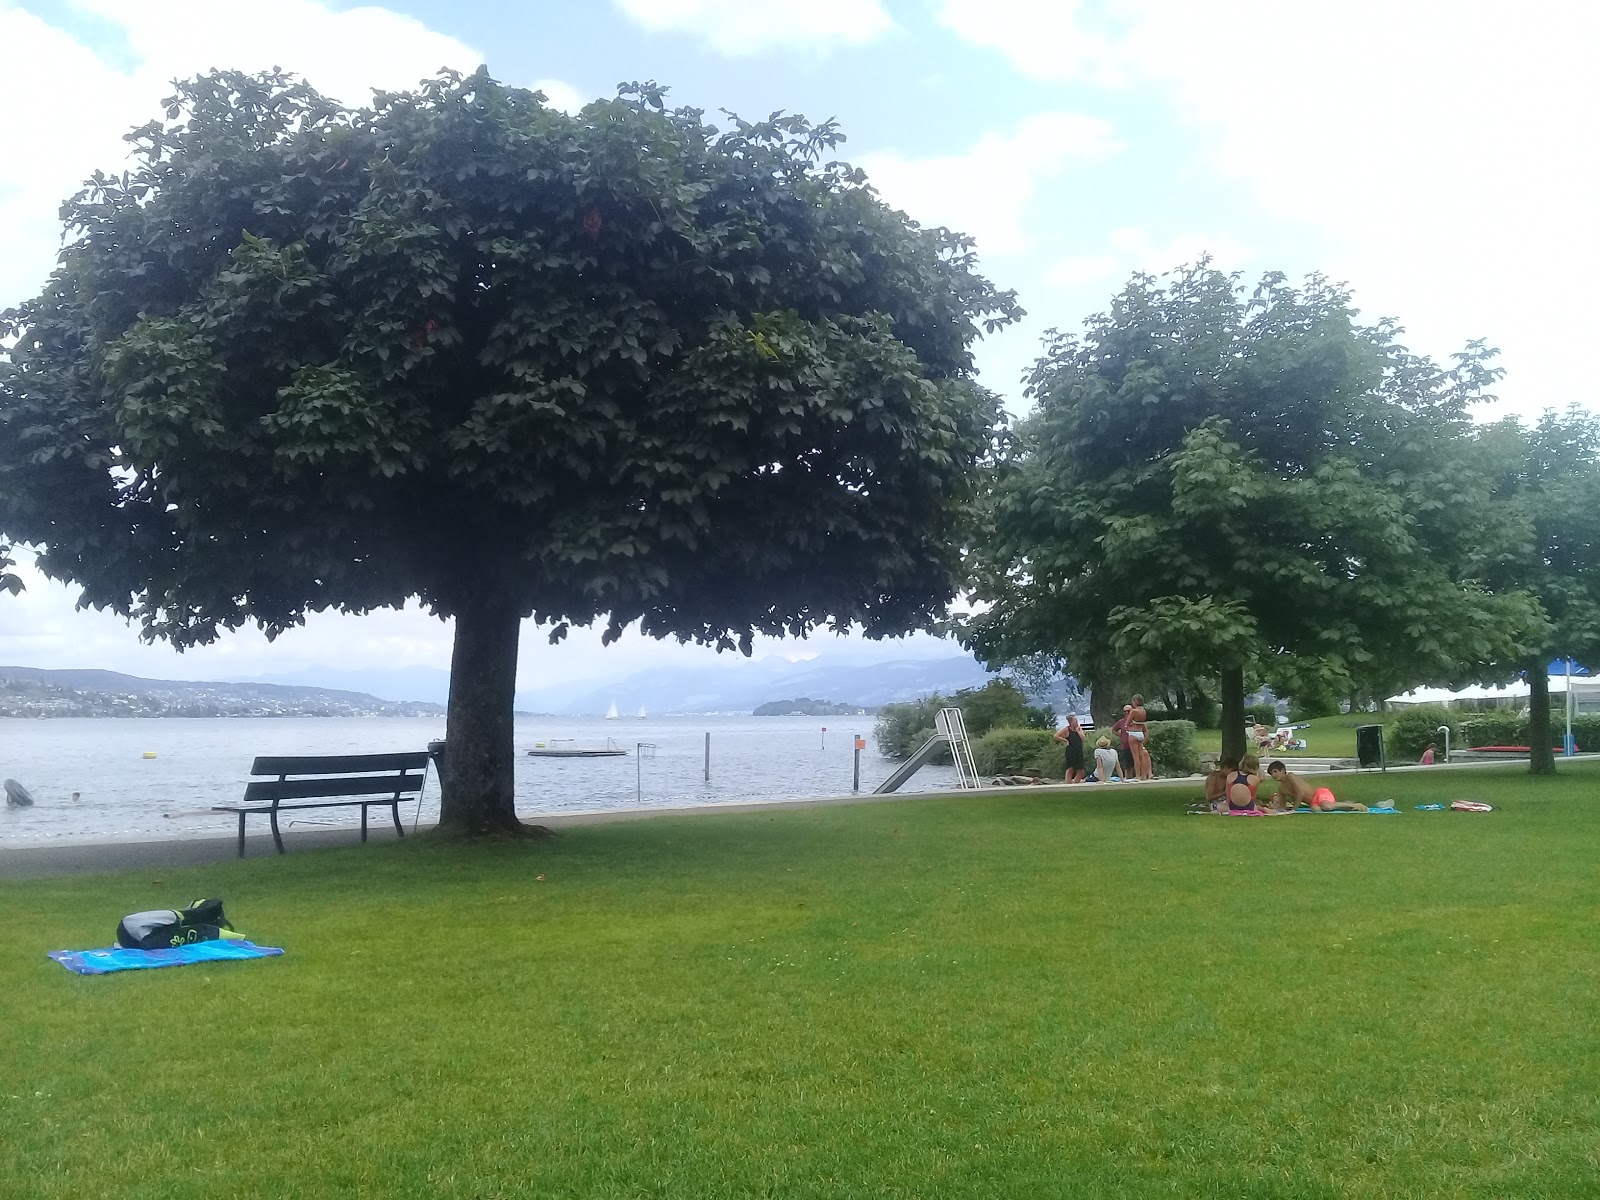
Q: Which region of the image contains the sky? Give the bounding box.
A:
[1,0,1595,688]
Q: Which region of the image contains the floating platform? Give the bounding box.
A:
[526,747,627,758]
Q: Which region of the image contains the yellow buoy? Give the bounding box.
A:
[142,751,157,759]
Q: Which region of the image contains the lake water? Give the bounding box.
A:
[0,714,959,846]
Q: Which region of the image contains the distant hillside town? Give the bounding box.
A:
[0,666,444,719]
[752,697,872,716]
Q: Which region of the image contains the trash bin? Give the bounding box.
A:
[1355,724,1386,770]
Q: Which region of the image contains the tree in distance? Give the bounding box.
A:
[0,70,1018,833]
[1478,406,1600,774]
[961,263,1544,763]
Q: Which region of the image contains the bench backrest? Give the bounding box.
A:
[245,752,431,807]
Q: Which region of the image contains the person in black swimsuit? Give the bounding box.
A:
[1055,715,1086,783]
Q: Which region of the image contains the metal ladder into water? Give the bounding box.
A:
[936,706,982,790]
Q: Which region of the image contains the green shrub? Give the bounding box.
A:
[874,680,1053,760]
[1025,739,1067,780]
[1145,720,1199,777]
[1456,711,1600,752]
[1287,681,1344,721]
[1245,703,1278,727]
[1455,712,1523,748]
[1388,706,1455,760]
[873,697,944,758]
[1185,694,1220,729]
[971,728,1058,776]
[953,679,1054,738]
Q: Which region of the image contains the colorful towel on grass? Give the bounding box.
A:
[48,940,284,976]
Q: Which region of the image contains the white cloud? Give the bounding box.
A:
[529,77,588,114]
[935,0,1600,416]
[614,0,893,55]
[1045,227,1255,287]
[0,0,480,310]
[859,112,1120,256]
[937,0,1119,83]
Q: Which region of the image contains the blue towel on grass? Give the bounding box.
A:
[48,940,284,976]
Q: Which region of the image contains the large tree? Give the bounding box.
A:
[0,70,1018,833]
[962,264,1542,762]
[1479,407,1600,774]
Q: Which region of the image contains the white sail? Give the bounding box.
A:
[637,706,647,719]
[605,700,619,720]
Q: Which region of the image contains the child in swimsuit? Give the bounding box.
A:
[1227,754,1262,811]
[1266,761,1368,811]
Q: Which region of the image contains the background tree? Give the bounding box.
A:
[1479,407,1600,773]
[962,264,1543,762]
[0,69,1018,833]
[0,543,22,597]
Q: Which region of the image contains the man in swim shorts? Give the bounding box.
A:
[1266,761,1367,811]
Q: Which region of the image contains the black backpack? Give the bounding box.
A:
[115,897,233,950]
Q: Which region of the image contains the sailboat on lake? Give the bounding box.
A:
[605,700,619,720]
[637,706,647,720]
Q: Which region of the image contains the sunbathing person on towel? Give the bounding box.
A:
[1266,761,1368,812]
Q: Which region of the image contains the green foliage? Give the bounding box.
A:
[0,69,1017,829]
[961,264,1546,763]
[1474,407,1600,773]
[1145,720,1200,777]
[873,698,943,760]
[952,678,1053,738]
[1285,679,1345,721]
[1244,703,1278,728]
[971,727,1058,776]
[873,679,1052,760]
[1456,712,1600,752]
[0,543,21,597]
[1389,706,1458,760]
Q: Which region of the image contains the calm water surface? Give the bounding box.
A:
[0,714,957,846]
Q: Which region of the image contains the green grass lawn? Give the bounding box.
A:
[1197,713,1379,760]
[6,764,1600,1198]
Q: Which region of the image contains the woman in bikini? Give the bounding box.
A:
[1128,693,1152,780]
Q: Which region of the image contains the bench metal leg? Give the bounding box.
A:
[391,800,405,839]
[237,812,247,859]
[361,804,369,843]
[269,808,286,854]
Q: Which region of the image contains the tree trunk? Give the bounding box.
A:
[1087,669,1130,729]
[437,590,533,834]
[1527,659,1556,776]
[1219,664,1247,764]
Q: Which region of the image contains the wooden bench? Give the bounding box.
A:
[214,752,431,857]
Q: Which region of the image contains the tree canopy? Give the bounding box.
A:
[0,69,1018,831]
[961,264,1544,760]
[1479,406,1600,772]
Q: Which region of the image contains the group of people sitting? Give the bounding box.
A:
[1053,696,1155,783]
[1204,755,1368,814]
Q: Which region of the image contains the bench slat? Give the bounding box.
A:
[243,772,426,804]
[250,752,431,776]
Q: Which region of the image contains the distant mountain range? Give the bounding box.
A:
[2,649,1066,720]
[239,653,1002,715]
[0,665,443,718]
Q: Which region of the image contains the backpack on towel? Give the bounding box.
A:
[115,897,234,950]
